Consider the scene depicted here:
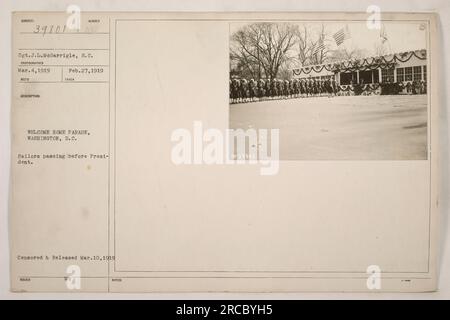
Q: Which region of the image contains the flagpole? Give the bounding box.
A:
[387,39,393,55]
[381,23,392,55]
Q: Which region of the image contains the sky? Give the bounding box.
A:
[341,21,427,54]
[230,21,427,57]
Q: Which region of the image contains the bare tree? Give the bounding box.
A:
[327,47,370,63]
[230,23,297,79]
[294,24,312,66]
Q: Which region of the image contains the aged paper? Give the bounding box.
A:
[10,11,439,292]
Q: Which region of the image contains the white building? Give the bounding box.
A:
[292,49,427,94]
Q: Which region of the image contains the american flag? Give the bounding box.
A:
[333,25,351,46]
[312,39,326,55]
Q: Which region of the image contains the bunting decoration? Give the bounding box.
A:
[292,50,426,76]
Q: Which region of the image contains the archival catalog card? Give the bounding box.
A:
[10,11,440,292]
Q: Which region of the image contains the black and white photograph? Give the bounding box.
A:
[229,21,429,160]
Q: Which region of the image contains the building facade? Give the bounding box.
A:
[292,49,427,95]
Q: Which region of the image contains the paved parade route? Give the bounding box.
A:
[229,95,428,160]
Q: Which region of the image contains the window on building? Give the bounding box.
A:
[396,68,405,82]
[423,65,427,81]
[372,69,380,83]
[381,68,394,83]
[339,72,355,85]
[359,70,373,84]
[404,67,413,81]
[413,66,422,81]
